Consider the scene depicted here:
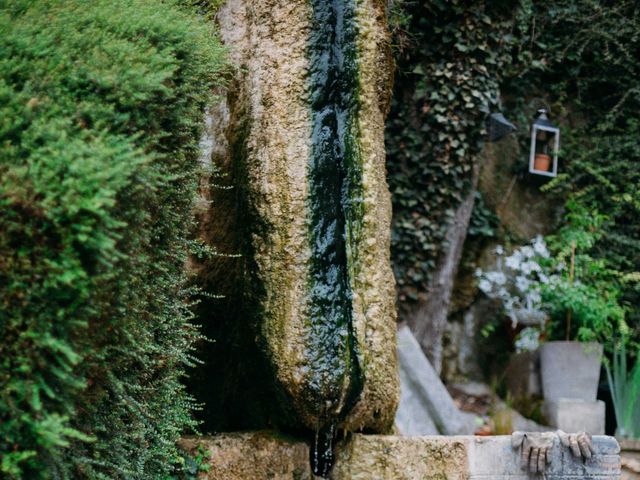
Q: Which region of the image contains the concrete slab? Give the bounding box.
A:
[335,434,621,480]
[180,432,621,480]
[544,399,606,435]
[395,325,476,435]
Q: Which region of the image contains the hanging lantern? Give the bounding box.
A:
[529,108,559,177]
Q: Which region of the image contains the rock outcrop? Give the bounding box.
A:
[193,0,398,446]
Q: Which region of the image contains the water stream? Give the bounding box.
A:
[307,0,363,475]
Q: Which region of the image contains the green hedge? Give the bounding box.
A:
[0,1,225,478]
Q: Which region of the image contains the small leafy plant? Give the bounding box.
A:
[605,344,640,439]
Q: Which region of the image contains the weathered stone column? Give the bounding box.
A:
[197,0,399,461]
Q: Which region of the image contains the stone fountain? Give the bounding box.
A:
[188,0,622,478]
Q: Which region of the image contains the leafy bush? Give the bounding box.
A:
[0,1,225,478]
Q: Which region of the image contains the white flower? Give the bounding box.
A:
[515,327,541,353]
[478,279,492,293]
[515,275,530,292]
[520,262,533,275]
[527,290,542,307]
[505,253,522,270]
[532,235,550,258]
[487,271,507,286]
[474,268,482,277]
[520,246,535,258]
[495,245,505,256]
[526,260,542,273]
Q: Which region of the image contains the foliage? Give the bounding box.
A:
[171,445,211,480]
[0,0,225,478]
[605,344,640,439]
[386,0,522,307]
[540,201,628,343]
[501,0,640,342]
[478,202,628,348]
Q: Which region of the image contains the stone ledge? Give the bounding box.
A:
[180,432,621,479]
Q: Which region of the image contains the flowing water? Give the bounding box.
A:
[306,0,363,475]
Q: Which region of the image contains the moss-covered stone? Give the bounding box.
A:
[192,0,398,437]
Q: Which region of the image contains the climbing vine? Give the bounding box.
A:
[387,0,640,343]
[500,0,640,343]
[386,0,521,307]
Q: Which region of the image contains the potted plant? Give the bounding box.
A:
[477,202,628,403]
[536,202,626,402]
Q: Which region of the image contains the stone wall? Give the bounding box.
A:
[180,432,622,480]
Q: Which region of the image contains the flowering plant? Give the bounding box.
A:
[477,203,630,352]
[476,236,552,352]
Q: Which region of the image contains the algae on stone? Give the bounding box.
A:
[193,0,398,436]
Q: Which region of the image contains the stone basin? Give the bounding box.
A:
[179,432,621,479]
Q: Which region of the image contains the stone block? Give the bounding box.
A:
[544,399,606,435]
[181,432,621,479]
[395,325,475,435]
[179,433,313,480]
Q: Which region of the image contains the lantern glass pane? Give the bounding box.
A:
[529,125,559,177]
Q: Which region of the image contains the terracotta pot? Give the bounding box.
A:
[534,153,551,172]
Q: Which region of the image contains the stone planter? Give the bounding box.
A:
[540,341,603,401]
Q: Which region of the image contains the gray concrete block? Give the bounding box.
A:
[544,399,606,435]
[395,325,476,435]
[395,360,439,435]
[467,434,620,479]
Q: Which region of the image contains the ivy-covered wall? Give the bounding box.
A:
[501,0,640,345]
[385,0,520,371]
[0,1,225,478]
[386,0,640,373]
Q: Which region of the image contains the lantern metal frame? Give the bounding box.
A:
[529,109,560,177]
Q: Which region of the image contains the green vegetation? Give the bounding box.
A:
[606,344,640,439]
[503,0,640,347]
[387,0,639,356]
[386,1,519,308]
[0,0,225,478]
[541,202,627,343]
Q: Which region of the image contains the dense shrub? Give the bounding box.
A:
[0,0,225,478]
